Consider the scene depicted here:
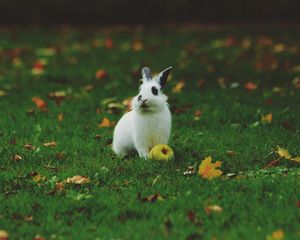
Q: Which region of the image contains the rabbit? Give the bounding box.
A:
[112,66,172,159]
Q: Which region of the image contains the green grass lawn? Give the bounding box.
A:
[0,25,300,240]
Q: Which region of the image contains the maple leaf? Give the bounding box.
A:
[99,117,113,128]
[261,113,272,123]
[32,96,47,110]
[266,229,284,240]
[244,82,257,91]
[43,141,57,147]
[198,156,223,180]
[65,175,90,185]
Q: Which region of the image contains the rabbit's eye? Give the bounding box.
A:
[151,86,158,95]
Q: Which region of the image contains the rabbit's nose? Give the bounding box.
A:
[138,95,142,101]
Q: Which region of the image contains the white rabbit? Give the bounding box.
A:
[112,66,172,159]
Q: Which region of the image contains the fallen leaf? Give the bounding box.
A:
[43,141,57,147]
[172,80,185,93]
[32,174,47,183]
[227,150,237,157]
[95,69,107,79]
[0,90,6,97]
[197,79,206,88]
[194,110,203,121]
[261,113,272,123]
[83,84,94,91]
[244,82,257,91]
[218,77,227,88]
[58,113,64,122]
[276,146,300,163]
[31,60,45,75]
[24,215,33,222]
[139,193,164,203]
[104,37,114,49]
[24,144,36,151]
[65,175,90,185]
[48,91,67,105]
[12,154,22,161]
[198,156,223,180]
[32,96,47,110]
[33,235,46,240]
[267,229,284,240]
[276,147,292,160]
[98,117,113,128]
[205,205,223,214]
[132,41,143,51]
[0,230,8,240]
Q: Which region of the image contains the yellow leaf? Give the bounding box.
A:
[261,113,272,123]
[65,175,90,185]
[32,174,47,182]
[198,156,223,180]
[172,80,185,93]
[267,229,284,240]
[276,146,292,160]
[291,156,300,163]
[99,117,113,128]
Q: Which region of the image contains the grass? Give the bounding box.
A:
[0,25,300,239]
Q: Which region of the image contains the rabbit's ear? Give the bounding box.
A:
[141,67,152,82]
[157,66,172,88]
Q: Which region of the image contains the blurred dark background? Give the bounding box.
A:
[0,0,299,25]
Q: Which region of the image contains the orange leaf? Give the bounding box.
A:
[32,96,47,110]
[132,41,143,51]
[99,117,113,128]
[95,69,107,79]
[261,113,272,123]
[104,37,114,49]
[172,80,185,93]
[244,82,257,91]
[267,229,284,240]
[198,156,223,180]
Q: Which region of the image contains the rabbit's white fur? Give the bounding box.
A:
[113,67,172,159]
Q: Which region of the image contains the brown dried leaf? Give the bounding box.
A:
[65,175,90,185]
[12,154,22,162]
[43,141,57,147]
